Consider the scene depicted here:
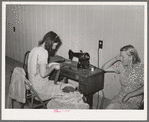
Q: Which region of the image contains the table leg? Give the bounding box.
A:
[86,94,93,109]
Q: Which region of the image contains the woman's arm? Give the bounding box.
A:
[102,54,121,72]
[130,86,144,96]
[39,64,60,78]
[123,64,144,102]
[122,86,144,102]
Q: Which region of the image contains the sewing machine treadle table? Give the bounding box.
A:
[60,60,105,109]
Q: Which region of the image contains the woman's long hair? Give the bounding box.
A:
[120,45,141,65]
[38,31,60,53]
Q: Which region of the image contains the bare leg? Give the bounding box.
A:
[105,103,117,109]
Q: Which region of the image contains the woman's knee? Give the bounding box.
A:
[105,103,116,109]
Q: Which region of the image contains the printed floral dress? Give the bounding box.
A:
[110,61,144,109]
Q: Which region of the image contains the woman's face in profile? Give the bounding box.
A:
[52,42,58,50]
[120,51,132,66]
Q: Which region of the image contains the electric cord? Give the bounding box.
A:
[96,48,105,109]
[99,89,105,109]
[96,90,100,109]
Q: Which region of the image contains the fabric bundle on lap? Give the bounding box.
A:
[47,91,89,109]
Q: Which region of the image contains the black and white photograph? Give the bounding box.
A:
[1,1,147,120]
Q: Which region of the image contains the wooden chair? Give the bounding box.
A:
[24,78,49,109]
[23,51,30,79]
[22,51,51,109]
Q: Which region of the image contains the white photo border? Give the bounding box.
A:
[2,1,147,120]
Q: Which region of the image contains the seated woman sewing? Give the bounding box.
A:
[28,31,89,109]
[28,31,75,100]
[102,45,144,109]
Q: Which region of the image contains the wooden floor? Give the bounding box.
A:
[5,56,110,109]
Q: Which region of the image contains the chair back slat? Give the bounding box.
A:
[24,78,32,86]
[23,51,30,79]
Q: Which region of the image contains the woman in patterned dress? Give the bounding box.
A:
[102,45,144,109]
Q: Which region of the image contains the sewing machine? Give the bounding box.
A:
[68,50,90,69]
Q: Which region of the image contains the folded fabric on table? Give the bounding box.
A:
[49,55,65,63]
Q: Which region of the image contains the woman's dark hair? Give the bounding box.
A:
[120,45,141,65]
[38,31,60,53]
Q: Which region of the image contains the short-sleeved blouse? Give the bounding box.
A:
[28,46,48,77]
[28,47,63,100]
[110,61,144,109]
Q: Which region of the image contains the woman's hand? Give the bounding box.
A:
[123,86,144,102]
[122,93,132,102]
[48,62,60,70]
[53,63,60,70]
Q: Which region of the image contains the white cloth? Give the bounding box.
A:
[6,67,26,108]
[47,91,89,109]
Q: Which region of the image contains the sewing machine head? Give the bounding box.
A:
[68,50,90,69]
